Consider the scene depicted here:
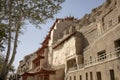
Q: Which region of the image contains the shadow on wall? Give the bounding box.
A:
[82,33,89,49]
[75,32,89,55]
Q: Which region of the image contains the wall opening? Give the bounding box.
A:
[97,72,102,80]
[114,39,120,49]
[118,16,120,23]
[90,72,93,80]
[90,56,92,64]
[80,75,82,80]
[97,50,106,61]
[114,39,120,55]
[108,20,112,27]
[74,76,76,80]
[86,72,88,80]
[67,58,77,71]
[70,76,71,80]
[109,69,115,80]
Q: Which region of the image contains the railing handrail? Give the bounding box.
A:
[115,47,120,50]
[85,47,120,66]
[68,66,77,71]
[68,47,120,72]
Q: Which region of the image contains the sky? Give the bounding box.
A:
[14,0,106,69]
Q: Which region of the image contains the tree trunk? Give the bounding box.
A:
[0,0,15,80]
[2,9,22,80]
[0,24,12,80]
[7,4,23,71]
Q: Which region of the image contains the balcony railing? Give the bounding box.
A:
[68,64,84,72]
[68,66,77,71]
[67,47,120,72]
[78,64,84,69]
[85,47,120,67]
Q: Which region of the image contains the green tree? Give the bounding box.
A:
[0,24,8,51]
[0,0,64,80]
[0,54,4,73]
[0,54,15,74]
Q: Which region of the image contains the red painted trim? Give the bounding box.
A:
[21,68,56,76]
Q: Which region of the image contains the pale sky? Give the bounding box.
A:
[14,0,106,69]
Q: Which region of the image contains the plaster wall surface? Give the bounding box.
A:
[52,36,76,67]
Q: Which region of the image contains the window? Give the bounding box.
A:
[70,76,71,80]
[90,56,92,64]
[114,39,120,54]
[97,72,102,80]
[84,60,87,65]
[114,39,120,50]
[80,75,82,80]
[86,72,88,80]
[67,58,77,71]
[90,72,93,80]
[74,76,76,80]
[97,50,106,61]
[108,20,112,27]
[118,16,120,23]
[110,69,115,80]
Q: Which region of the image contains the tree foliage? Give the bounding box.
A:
[0,24,8,51]
[0,54,4,73]
[0,0,64,26]
[0,0,64,80]
[0,54,15,73]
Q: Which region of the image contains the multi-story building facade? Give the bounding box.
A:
[47,17,78,80]
[17,0,120,80]
[17,53,36,76]
[65,0,120,80]
[22,39,56,80]
[17,17,77,80]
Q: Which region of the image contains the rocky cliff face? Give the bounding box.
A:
[77,0,117,28]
